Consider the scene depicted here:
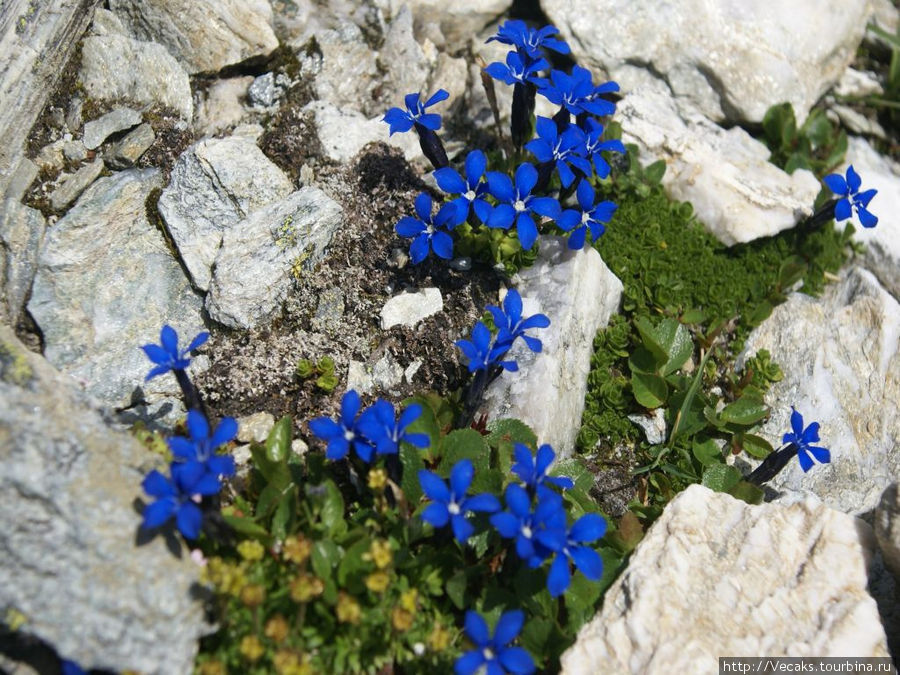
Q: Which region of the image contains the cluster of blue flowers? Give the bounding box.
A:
[139,326,237,540]
[384,20,625,263]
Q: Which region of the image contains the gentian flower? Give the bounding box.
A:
[168,409,236,474]
[487,20,570,60]
[383,90,450,135]
[433,150,492,225]
[484,50,549,86]
[357,399,430,456]
[141,325,208,381]
[486,163,561,250]
[546,513,606,597]
[395,192,458,264]
[418,459,501,543]
[511,443,573,491]
[783,407,831,472]
[491,484,567,564]
[455,609,536,675]
[535,66,618,118]
[525,116,592,188]
[309,389,376,462]
[824,165,878,228]
[61,661,86,675]
[556,179,617,249]
[582,117,626,179]
[487,288,550,353]
[455,321,518,373]
[141,462,222,539]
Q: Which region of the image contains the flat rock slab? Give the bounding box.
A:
[619,84,820,246]
[158,136,294,291]
[543,0,869,124]
[738,267,900,515]
[380,287,444,330]
[49,157,104,212]
[28,168,205,409]
[82,107,141,150]
[108,0,279,74]
[560,485,889,674]
[0,326,207,674]
[107,122,156,169]
[482,236,623,458]
[206,187,343,329]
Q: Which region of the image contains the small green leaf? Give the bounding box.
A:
[631,371,668,409]
[271,492,295,540]
[681,308,706,324]
[691,437,723,467]
[295,358,315,379]
[634,317,668,365]
[438,429,490,474]
[311,539,341,580]
[728,480,765,505]
[222,514,271,541]
[337,537,371,587]
[701,464,742,492]
[266,416,293,463]
[629,346,662,375]
[741,433,774,459]
[720,396,768,426]
[315,373,339,392]
[653,318,693,375]
[644,159,666,185]
[317,356,335,375]
[446,570,467,609]
[399,442,426,504]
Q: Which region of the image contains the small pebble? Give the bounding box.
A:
[449,256,472,271]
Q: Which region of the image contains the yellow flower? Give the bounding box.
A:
[204,558,247,596]
[368,539,392,569]
[283,534,312,565]
[273,650,314,675]
[197,661,227,675]
[240,584,266,608]
[399,588,417,613]
[367,468,388,491]
[239,635,264,662]
[289,573,324,603]
[391,607,414,632]
[264,614,290,643]
[365,571,390,593]
[428,624,451,652]
[336,592,361,624]
[237,539,265,562]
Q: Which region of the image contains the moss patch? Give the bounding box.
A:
[0,339,34,387]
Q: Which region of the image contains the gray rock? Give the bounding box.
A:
[380,287,444,330]
[482,237,623,458]
[108,0,279,74]
[619,84,820,246]
[82,107,142,150]
[158,136,294,291]
[829,104,888,140]
[89,7,130,37]
[840,137,900,300]
[347,352,405,396]
[627,408,667,445]
[49,158,105,212]
[62,140,88,163]
[80,34,194,120]
[0,200,45,326]
[107,123,156,169]
[34,140,66,174]
[194,76,253,137]
[206,187,343,329]
[379,7,430,107]
[875,483,900,581]
[402,0,510,49]
[544,0,870,124]
[3,157,38,203]
[236,411,276,443]
[0,326,207,673]
[28,169,206,409]
[737,267,900,515]
[248,72,278,107]
[834,68,884,99]
[560,485,890,673]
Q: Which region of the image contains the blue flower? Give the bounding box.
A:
[141,325,208,381]
[535,66,618,118]
[484,50,549,86]
[546,513,606,597]
[455,609,536,675]
[783,407,831,472]
[433,150,492,225]
[61,661,86,675]
[823,165,878,228]
[487,20,570,61]
[383,89,450,135]
[395,192,458,264]
[418,459,501,543]
[455,321,518,373]
[486,163,561,250]
[525,116,592,188]
[356,399,430,456]
[309,389,376,462]
[491,484,567,564]
[487,288,550,353]
[582,118,626,179]
[168,410,237,482]
[141,462,221,539]
[556,179,617,249]
[511,443,573,491]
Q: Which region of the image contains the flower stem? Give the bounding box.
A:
[797,198,837,233]
[745,442,798,485]
[174,368,208,418]
[414,123,449,170]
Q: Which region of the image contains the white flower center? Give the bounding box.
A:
[581,211,591,225]
[465,189,476,201]
[521,525,533,538]
[448,502,461,515]
[344,429,355,441]
[514,199,526,212]
[426,223,435,235]
[483,648,495,661]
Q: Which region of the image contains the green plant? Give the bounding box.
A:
[296,356,338,393]
[760,102,847,177]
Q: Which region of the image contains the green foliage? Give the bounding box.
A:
[296,355,338,392]
[760,102,847,176]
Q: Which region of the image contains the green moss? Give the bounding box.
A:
[0,340,34,387]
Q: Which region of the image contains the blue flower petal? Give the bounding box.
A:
[435,167,467,194]
[834,198,852,221]
[569,513,607,542]
[449,459,475,498]
[422,501,450,528]
[455,649,486,675]
[419,470,451,502]
[823,173,848,196]
[498,646,536,674]
[464,610,491,647]
[176,501,203,539]
[494,609,524,646]
[571,545,604,580]
[547,553,571,596]
[451,514,474,542]
[142,497,176,529]
[142,469,175,498]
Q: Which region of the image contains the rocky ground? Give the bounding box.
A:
[1,0,899,673]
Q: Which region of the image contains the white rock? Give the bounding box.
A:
[206,187,344,329]
[829,104,887,140]
[560,485,889,674]
[627,408,667,445]
[346,352,405,395]
[236,411,276,443]
[82,107,142,150]
[834,68,884,99]
[544,0,870,124]
[401,0,510,48]
[80,34,194,120]
[379,6,431,107]
[840,137,900,300]
[737,267,900,515]
[619,84,820,246]
[158,136,294,291]
[380,287,443,330]
[108,0,279,74]
[194,76,254,137]
[482,237,623,458]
